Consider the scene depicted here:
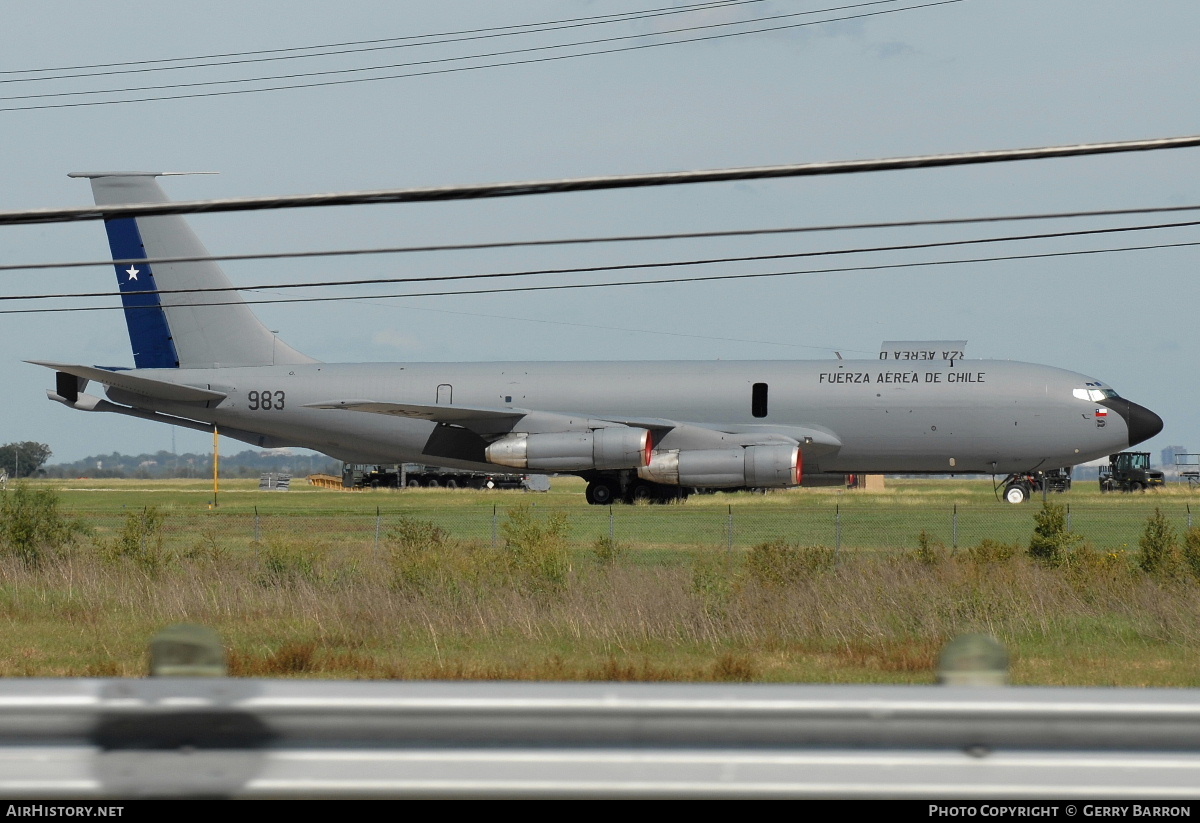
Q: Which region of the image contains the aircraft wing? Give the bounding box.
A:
[306,399,528,424]
[27,361,227,404]
[307,399,841,456]
[305,399,656,441]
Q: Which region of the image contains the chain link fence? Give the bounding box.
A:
[67,502,1199,562]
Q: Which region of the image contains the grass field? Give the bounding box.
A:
[40,472,1200,511]
[1,476,1198,685]
[41,474,1200,556]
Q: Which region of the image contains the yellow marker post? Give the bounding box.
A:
[212,425,220,508]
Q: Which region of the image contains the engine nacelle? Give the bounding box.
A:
[638,444,801,488]
[486,427,652,471]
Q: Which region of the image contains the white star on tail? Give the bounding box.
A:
[125,266,139,281]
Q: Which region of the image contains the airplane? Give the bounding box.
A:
[32,172,1163,505]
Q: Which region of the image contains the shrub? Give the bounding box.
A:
[500,505,570,591]
[966,539,1017,564]
[691,554,733,616]
[915,530,946,565]
[1138,508,1182,579]
[0,485,82,566]
[257,537,328,587]
[1062,545,1133,584]
[591,534,625,566]
[1028,502,1079,564]
[387,516,450,554]
[384,516,489,593]
[1182,525,1200,581]
[745,539,835,585]
[181,524,226,563]
[102,506,170,572]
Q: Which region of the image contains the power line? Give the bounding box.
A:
[7,217,1199,303]
[6,201,1200,274]
[9,134,1198,226]
[247,238,1200,302]
[0,1,766,77]
[0,2,960,111]
[4,236,1197,315]
[1,1,777,83]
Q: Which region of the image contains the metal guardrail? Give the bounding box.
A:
[4,679,1200,798]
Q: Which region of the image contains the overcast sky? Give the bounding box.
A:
[2,0,1198,466]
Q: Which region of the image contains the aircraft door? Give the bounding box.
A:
[436,383,453,405]
[752,382,768,418]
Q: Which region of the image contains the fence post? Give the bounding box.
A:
[609,505,614,543]
[374,506,381,558]
[254,506,261,543]
[835,503,841,554]
[1067,503,1072,533]
[727,505,734,555]
[492,504,498,548]
[952,504,958,549]
[1187,504,1192,529]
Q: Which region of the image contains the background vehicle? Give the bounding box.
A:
[344,463,547,491]
[1099,452,1165,492]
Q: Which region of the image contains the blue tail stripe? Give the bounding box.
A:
[102,218,179,369]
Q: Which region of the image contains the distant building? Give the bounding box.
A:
[1161,445,1187,467]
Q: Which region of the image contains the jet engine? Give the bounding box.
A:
[485,427,652,471]
[637,444,801,488]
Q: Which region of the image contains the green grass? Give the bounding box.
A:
[2,477,1199,685]
[40,473,1199,510]
[34,475,1200,558]
[3,545,1199,686]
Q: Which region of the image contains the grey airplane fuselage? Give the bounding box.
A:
[117,357,1142,476]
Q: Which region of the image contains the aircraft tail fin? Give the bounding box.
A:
[69,172,316,369]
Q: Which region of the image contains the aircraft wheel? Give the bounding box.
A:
[445,479,458,489]
[425,479,440,488]
[406,479,420,488]
[586,479,618,505]
[628,482,655,504]
[1004,484,1029,504]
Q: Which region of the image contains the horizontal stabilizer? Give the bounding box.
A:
[45,389,297,449]
[28,361,226,403]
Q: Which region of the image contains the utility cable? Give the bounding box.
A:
[6,133,1198,226]
[5,201,1200,274]
[3,237,1197,315]
[0,1,768,77]
[5,217,1199,302]
[0,2,961,111]
[0,2,907,98]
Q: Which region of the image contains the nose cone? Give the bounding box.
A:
[1103,398,1164,447]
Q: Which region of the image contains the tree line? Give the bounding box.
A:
[0,442,338,480]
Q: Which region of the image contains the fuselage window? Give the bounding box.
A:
[752,382,768,418]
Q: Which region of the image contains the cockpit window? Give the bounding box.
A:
[1073,387,1119,401]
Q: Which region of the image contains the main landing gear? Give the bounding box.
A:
[584,472,688,505]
